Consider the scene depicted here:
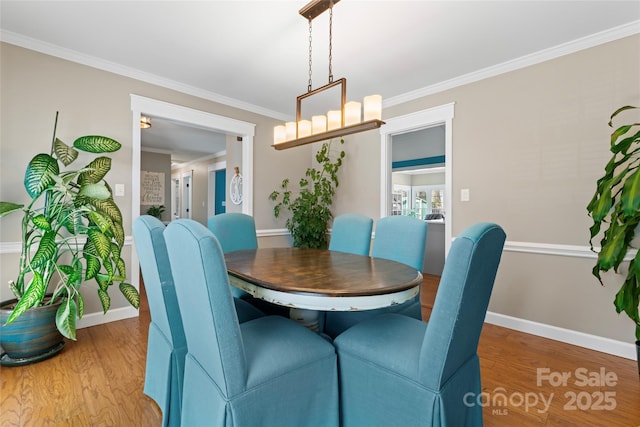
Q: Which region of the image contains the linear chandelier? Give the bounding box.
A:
[272,0,384,150]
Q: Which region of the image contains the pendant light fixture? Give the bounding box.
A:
[272,0,384,150]
[140,115,152,129]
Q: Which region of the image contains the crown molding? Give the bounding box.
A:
[384,20,640,108]
[0,30,291,122]
[2,19,638,121]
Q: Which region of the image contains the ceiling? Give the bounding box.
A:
[140,117,228,165]
[2,1,639,163]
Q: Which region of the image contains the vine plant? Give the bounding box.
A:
[269,139,345,249]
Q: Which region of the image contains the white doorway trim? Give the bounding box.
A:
[130,94,256,290]
[181,170,193,219]
[379,102,455,254]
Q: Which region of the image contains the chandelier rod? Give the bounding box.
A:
[328,3,333,84]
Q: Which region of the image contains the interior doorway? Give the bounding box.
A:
[181,170,193,219]
[207,161,227,217]
[130,95,256,292]
[380,103,455,258]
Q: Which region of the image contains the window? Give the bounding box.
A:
[392,182,444,220]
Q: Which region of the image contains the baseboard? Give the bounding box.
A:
[485,311,636,360]
[77,306,139,330]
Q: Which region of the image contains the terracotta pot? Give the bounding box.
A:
[0,297,65,365]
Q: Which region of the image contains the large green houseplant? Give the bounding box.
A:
[587,105,640,352]
[0,113,140,345]
[269,139,345,249]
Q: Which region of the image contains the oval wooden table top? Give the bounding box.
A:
[224,247,423,311]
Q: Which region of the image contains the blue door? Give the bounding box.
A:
[215,169,226,214]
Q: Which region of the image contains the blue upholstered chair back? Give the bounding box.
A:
[165,219,247,397]
[208,213,258,253]
[371,215,427,271]
[133,215,187,426]
[133,215,186,352]
[419,222,506,389]
[329,213,373,256]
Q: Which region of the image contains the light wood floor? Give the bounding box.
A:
[1,275,638,426]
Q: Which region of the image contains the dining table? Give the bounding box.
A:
[225,247,423,331]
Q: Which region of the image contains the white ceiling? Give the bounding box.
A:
[140,117,228,165]
[2,1,639,162]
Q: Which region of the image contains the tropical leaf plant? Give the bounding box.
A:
[145,205,165,219]
[587,105,640,341]
[269,139,345,249]
[0,112,139,340]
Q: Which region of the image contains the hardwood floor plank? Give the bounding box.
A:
[0,363,23,426]
[0,276,638,426]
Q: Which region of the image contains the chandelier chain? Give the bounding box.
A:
[308,19,313,92]
[328,2,333,83]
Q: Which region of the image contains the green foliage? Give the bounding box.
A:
[269,139,345,249]
[145,205,165,219]
[587,106,640,341]
[1,113,140,340]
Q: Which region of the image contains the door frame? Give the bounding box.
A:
[130,94,255,291]
[379,102,455,254]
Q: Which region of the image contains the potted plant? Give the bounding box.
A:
[0,112,139,364]
[146,205,165,220]
[269,139,345,249]
[587,105,640,374]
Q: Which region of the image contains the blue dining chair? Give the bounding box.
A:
[322,213,373,336]
[324,215,427,338]
[207,212,258,253]
[328,213,373,256]
[164,219,340,427]
[370,215,427,319]
[208,213,257,298]
[133,216,264,427]
[334,222,506,427]
[208,212,288,316]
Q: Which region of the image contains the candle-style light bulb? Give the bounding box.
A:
[344,101,362,126]
[274,125,286,144]
[312,115,327,134]
[298,120,312,137]
[285,122,296,140]
[363,95,382,121]
[327,110,342,130]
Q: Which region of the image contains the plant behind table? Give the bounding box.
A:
[0,113,140,340]
[269,139,345,249]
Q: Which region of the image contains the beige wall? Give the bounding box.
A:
[2,34,640,345]
[0,42,306,316]
[332,35,640,343]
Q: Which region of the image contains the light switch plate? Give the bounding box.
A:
[115,184,125,197]
[461,188,470,202]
